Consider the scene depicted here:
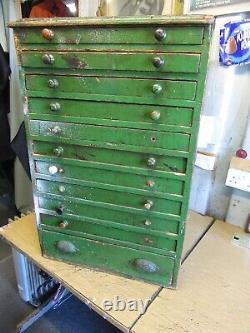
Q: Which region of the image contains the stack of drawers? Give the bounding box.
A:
[11,16,213,286]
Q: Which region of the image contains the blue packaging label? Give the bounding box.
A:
[220,19,250,66]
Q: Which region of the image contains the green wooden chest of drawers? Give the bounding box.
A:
[11,15,213,287]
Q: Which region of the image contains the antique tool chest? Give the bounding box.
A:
[10,16,213,287]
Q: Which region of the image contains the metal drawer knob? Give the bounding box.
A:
[153,56,164,68]
[53,146,64,156]
[48,165,64,175]
[50,102,61,111]
[42,54,54,65]
[56,240,77,254]
[154,28,166,41]
[59,185,66,193]
[147,157,156,167]
[55,205,64,215]
[144,237,154,245]
[48,126,61,135]
[134,259,159,273]
[41,28,54,41]
[150,110,161,121]
[144,220,152,226]
[144,200,154,210]
[58,221,69,229]
[152,84,162,94]
[146,180,155,188]
[48,79,59,89]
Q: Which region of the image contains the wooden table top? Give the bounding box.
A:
[0,211,214,332]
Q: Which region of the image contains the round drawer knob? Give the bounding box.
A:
[144,200,154,210]
[154,28,166,41]
[153,56,164,68]
[144,237,154,245]
[134,259,159,273]
[150,110,161,121]
[59,221,69,229]
[146,180,155,188]
[42,54,54,65]
[144,220,152,226]
[48,126,61,135]
[50,102,61,112]
[53,146,64,157]
[147,157,156,167]
[59,185,66,193]
[41,28,54,41]
[48,79,59,89]
[56,240,77,254]
[48,165,59,175]
[152,84,162,95]
[55,205,64,215]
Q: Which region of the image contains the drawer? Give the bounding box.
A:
[38,196,180,234]
[36,179,182,216]
[17,26,204,46]
[29,98,194,132]
[29,120,190,153]
[22,51,201,74]
[40,229,175,286]
[25,75,197,102]
[32,141,188,174]
[34,159,185,196]
[40,214,177,254]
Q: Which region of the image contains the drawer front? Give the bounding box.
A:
[34,159,185,196]
[40,215,177,253]
[30,121,190,152]
[40,229,175,286]
[38,196,180,234]
[32,141,188,174]
[17,26,204,45]
[22,51,201,74]
[29,98,194,132]
[26,75,197,102]
[36,179,182,216]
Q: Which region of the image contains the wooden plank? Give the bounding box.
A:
[0,211,212,332]
[133,220,250,333]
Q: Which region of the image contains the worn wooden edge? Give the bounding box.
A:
[9,15,215,28]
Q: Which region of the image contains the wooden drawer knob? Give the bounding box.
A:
[153,56,164,68]
[56,240,77,254]
[150,110,161,120]
[48,79,59,89]
[147,157,156,167]
[41,28,54,41]
[55,205,64,215]
[48,126,61,135]
[58,221,69,229]
[42,54,54,65]
[50,102,61,111]
[154,28,166,41]
[144,200,154,210]
[134,259,159,273]
[152,84,162,94]
[53,146,64,157]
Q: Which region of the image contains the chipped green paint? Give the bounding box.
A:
[11,17,213,287]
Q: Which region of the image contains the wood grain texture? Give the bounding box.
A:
[9,15,214,28]
[0,210,211,332]
[133,220,250,333]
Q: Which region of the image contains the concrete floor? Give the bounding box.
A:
[0,174,121,333]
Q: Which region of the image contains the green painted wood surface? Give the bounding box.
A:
[28,98,194,133]
[17,26,204,45]
[12,17,213,286]
[34,159,185,196]
[40,228,175,286]
[40,214,177,254]
[26,75,197,102]
[36,179,182,215]
[22,51,201,74]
